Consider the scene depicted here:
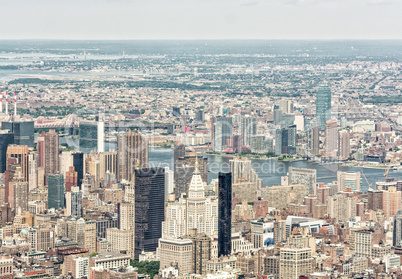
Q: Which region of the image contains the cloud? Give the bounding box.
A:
[240,1,259,6]
[368,0,395,5]
[283,0,338,5]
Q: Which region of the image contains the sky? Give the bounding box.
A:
[1,0,401,40]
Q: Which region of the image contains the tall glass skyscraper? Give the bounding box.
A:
[218,172,232,258]
[47,173,65,210]
[134,168,165,260]
[2,121,34,147]
[0,131,14,173]
[72,152,84,187]
[316,86,332,130]
[79,121,98,152]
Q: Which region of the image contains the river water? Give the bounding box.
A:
[147,147,402,192]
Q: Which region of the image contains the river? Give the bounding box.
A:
[146,147,402,192]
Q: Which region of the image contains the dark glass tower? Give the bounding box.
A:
[316,86,332,130]
[47,173,65,210]
[72,152,84,187]
[134,168,165,260]
[79,121,98,153]
[393,210,402,247]
[2,121,34,147]
[0,131,14,173]
[218,172,232,258]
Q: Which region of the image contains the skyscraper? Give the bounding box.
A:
[117,130,148,181]
[229,157,262,187]
[0,130,14,173]
[175,152,208,198]
[288,167,317,196]
[393,210,402,247]
[79,121,98,153]
[325,119,338,158]
[213,116,233,152]
[65,166,78,192]
[8,167,28,211]
[218,172,232,258]
[274,129,282,156]
[134,168,165,259]
[316,86,332,130]
[47,173,65,210]
[72,152,84,187]
[6,145,29,181]
[241,116,257,146]
[275,126,297,155]
[44,129,59,184]
[65,186,82,217]
[338,130,350,160]
[274,109,282,125]
[306,126,319,156]
[1,120,35,147]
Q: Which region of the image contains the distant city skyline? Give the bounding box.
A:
[1,0,402,40]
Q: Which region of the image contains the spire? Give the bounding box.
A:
[194,154,200,174]
[188,154,205,199]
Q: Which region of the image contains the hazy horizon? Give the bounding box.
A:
[2,0,402,40]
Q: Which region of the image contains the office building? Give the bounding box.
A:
[186,160,218,237]
[162,194,187,238]
[8,167,28,211]
[2,120,35,147]
[47,173,65,210]
[316,86,331,130]
[262,184,307,211]
[275,126,296,155]
[134,168,165,259]
[338,129,350,160]
[306,126,319,156]
[65,186,82,217]
[274,109,282,125]
[44,129,59,184]
[158,237,193,275]
[107,228,135,259]
[0,130,14,173]
[241,116,257,146]
[72,152,84,187]
[393,210,402,248]
[325,119,338,157]
[117,130,148,181]
[189,230,212,275]
[279,247,312,279]
[212,116,233,152]
[79,121,98,153]
[28,153,38,191]
[229,156,262,187]
[6,145,29,181]
[382,187,402,219]
[327,193,356,224]
[288,167,317,196]
[97,118,105,153]
[0,256,13,279]
[218,172,232,258]
[65,166,78,192]
[337,171,361,192]
[279,100,293,114]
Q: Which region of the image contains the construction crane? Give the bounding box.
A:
[384,153,396,181]
[361,169,373,191]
